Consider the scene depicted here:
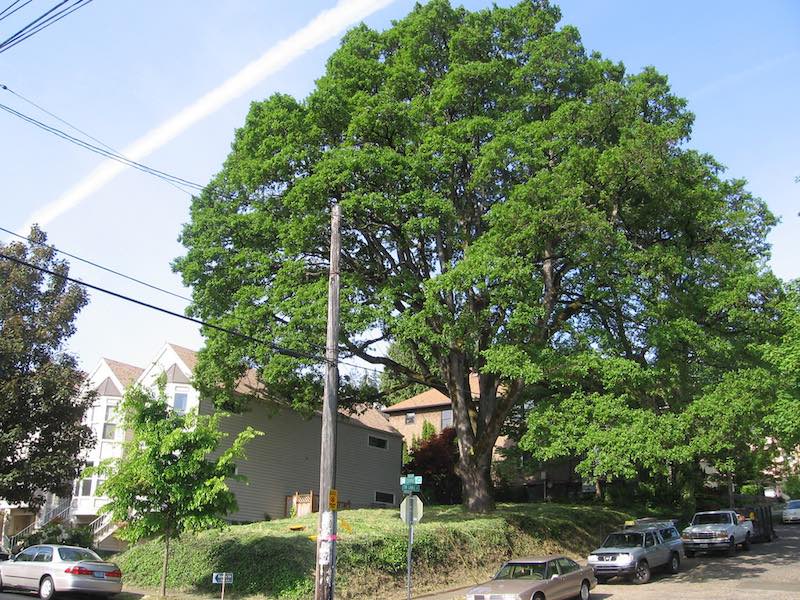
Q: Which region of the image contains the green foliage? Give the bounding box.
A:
[174,0,781,510]
[116,504,636,599]
[784,475,800,499]
[421,420,437,441]
[21,522,93,549]
[0,226,94,508]
[92,381,261,594]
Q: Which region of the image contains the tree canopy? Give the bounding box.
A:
[175,0,780,511]
[0,226,94,508]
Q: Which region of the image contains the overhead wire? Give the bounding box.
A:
[0,248,467,394]
[0,225,192,302]
[0,83,202,196]
[0,0,34,23]
[0,0,93,55]
[0,100,204,192]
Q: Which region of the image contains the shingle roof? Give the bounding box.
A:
[104,358,144,388]
[168,343,198,372]
[173,353,401,437]
[382,373,480,413]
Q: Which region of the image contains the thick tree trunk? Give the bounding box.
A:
[160,535,170,598]
[456,448,495,513]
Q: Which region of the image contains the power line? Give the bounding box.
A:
[0,245,469,394]
[0,249,325,364]
[0,100,204,192]
[0,0,93,55]
[0,225,192,302]
[0,0,34,23]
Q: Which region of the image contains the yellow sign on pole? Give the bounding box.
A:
[328,489,338,511]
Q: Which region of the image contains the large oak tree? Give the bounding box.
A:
[175,0,775,511]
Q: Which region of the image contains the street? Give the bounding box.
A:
[419,524,800,600]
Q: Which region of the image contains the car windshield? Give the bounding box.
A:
[692,513,731,525]
[787,501,800,510]
[601,533,644,548]
[494,562,546,580]
[58,548,102,562]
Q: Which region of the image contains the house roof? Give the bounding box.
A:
[103,358,144,389]
[167,350,401,437]
[382,373,480,414]
[168,343,198,372]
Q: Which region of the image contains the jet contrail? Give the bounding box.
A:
[19,0,397,233]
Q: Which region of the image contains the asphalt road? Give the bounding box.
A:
[419,524,800,600]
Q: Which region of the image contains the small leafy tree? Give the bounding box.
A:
[94,382,261,597]
[0,226,94,507]
[421,420,437,442]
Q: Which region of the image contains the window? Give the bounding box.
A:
[556,558,578,574]
[440,409,453,429]
[645,533,656,547]
[660,527,679,541]
[102,423,117,440]
[58,547,101,562]
[368,435,387,449]
[79,478,92,496]
[33,548,53,562]
[16,547,38,562]
[374,491,394,504]
[105,405,116,422]
[174,391,188,414]
[405,412,415,425]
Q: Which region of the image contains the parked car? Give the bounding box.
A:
[783,500,800,524]
[587,521,683,584]
[681,510,754,557]
[465,555,596,600]
[0,544,122,599]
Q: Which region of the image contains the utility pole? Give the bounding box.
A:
[314,202,341,600]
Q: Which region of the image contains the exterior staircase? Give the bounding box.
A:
[87,511,118,546]
[7,499,73,550]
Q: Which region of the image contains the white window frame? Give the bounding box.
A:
[173,387,189,414]
[405,412,416,425]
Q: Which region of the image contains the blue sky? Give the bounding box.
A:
[1,0,798,371]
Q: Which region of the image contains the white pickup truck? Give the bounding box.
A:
[681,510,754,557]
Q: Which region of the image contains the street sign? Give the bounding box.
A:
[401,474,422,493]
[212,573,233,584]
[400,494,423,525]
[328,489,338,511]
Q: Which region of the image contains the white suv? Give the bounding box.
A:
[783,500,800,524]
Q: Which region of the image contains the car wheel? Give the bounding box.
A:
[726,537,736,557]
[532,593,545,600]
[668,552,680,574]
[578,579,591,600]
[632,560,651,584]
[684,549,695,558]
[741,533,751,551]
[39,576,55,600]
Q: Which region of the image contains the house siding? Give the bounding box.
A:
[203,399,403,523]
[386,407,451,447]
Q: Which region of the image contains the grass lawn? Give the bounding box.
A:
[117,502,642,599]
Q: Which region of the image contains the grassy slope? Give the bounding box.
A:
[117,503,639,599]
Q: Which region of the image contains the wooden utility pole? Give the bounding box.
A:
[314,203,341,600]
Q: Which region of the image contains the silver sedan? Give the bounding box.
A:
[0,544,122,599]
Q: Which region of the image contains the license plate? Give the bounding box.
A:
[93,572,106,579]
[698,544,708,548]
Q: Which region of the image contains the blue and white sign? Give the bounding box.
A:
[212,573,233,584]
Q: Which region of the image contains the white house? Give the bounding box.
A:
[3,343,403,551]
